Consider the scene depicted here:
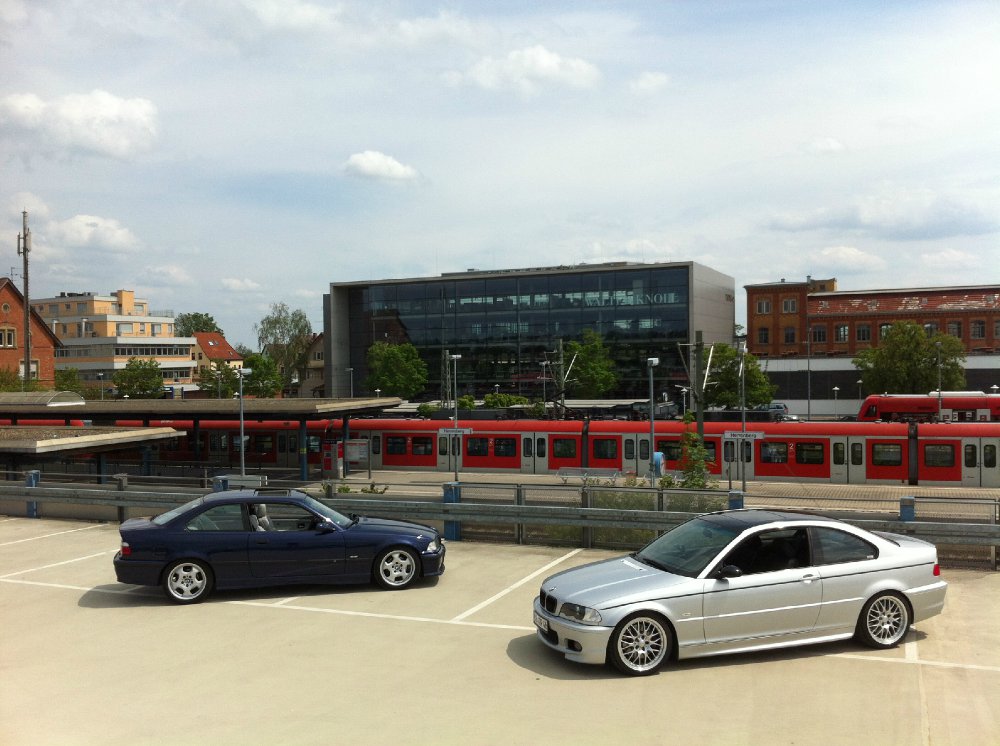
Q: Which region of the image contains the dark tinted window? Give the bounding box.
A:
[466,437,488,457]
[813,527,877,564]
[386,436,406,455]
[495,437,517,457]
[761,442,788,463]
[924,444,955,468]
[553,438,577,459]
[593,438,618,460]
[412,436,433,456]
[795,442,824,465]
[872,443,902,466]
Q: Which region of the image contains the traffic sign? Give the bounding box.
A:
[724,430,763,440]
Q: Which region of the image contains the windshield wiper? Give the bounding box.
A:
[632,552,671,573]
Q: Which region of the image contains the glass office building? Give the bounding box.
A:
[324,261,734,401]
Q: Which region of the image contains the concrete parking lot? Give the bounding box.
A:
[1,514,999,746]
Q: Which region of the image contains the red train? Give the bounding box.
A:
[133,417,1000,489]
[857,392,1000,423]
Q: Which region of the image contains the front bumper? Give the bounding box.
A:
[421,543,446,578]
[532,597,613,665]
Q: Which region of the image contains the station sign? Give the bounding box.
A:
[724,430,763,440]
[439,428,473,435]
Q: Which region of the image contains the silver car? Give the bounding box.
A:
[533,509,947,676]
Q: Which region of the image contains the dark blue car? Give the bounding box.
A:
[114,489,445,603]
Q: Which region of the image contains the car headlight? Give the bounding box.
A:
[425,539,440,552]
[558,602,602,625]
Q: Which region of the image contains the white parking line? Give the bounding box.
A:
[0,550,115,578]
[451,548,583,623]
[0,523,104,547]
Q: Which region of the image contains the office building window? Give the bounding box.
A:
[757,327,769,344]
[0,327,15,347]
[782,298,797,313]
[835,324,849,343]
[811,325,827,343]
[756,299,771,314]
[784,327,796,344]
[856,324,871,342]
[947,321,962,338]
[970,320,985,339]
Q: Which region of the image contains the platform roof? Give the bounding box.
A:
[0,425,180,455]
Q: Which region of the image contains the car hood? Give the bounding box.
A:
[349,516,438,538]
[542,555,698,609]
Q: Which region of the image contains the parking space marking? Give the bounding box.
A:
[833,652,1000,674]
[451,548,583,623]
[0,523,104,547]
[0,550,114,578]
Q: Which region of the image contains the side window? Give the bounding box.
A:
[494,437,517,457]
[637,440,648,460]
[872,443,902,466]
[724,528,809,574]
[593,438,618,460]
[552,438,577,459]
[795,442,825,465]
[438,436,448,456]
[833,442,845,466]
[386,436,407,455]
[984,445,997,469]
[536,437,546,458]
[963,444,977,468]
[412,436,434,456]
[186,504,245,532]
[924,444,955,468]
[466,437,489,457]
[624,439,636,460]
[522,437,533,458]
[658,440,682,461]
[813,527,877,565]
[261,503,320,532]
[760,442,788,463]
[851,442,863,465]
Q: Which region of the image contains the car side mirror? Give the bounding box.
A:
[315,520,337,534]
[714,564,743,579]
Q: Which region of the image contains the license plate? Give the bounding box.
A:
[533,610,549,632]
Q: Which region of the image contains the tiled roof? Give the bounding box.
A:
[810,288,1000,316]
[193,332,243,362]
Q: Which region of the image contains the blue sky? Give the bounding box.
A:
[2,0,998,349]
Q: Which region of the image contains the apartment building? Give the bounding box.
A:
[32,289,197,385]
[0,278,60,386]
[192,332,244,378]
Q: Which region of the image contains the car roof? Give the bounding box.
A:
[702,509,841,530]
[201,489,310,505]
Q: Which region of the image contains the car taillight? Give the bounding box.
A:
[933,563,940,577]
[120,541,131,557]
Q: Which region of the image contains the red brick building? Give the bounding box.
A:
[0,278,60,386]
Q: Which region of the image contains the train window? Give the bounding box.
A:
[553,438,577,459]
[833,442,845,465]
[278,434,287,453]
[371,435,381,455]
[209,433,229,453]
[386,436,407,455]
[495,438,517,457]
[851,443,863,465]
[466,437,489,457]
[523,437,533,458]
[288,435,297,453]
[412,436,434,456]
[742,441,751,462]
[760,442,788,463]
[625,439,635,460]
[985,445,997,469]
[438,436,448,456]
[638,440,648,460]
[872,443,902,466]
[593,439,618,460]
[658,440,682,460]
[963,444,977,468]
[724,441,734,462]
[255,435,273,454]
[813,527,877,565]
[924,444,955,468]
[705,442,717,462]
[536,437,546,458]
[795,442,824,465]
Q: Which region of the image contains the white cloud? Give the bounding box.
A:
[47,214,139,251]
[0,89,158,159]
[812,245,888,273]
[628,71,669,95]
[918,248,978,270]
[242,0,342,32]
[448,45,601,96]
[343,151,418,181]
[221,278,262,292]
[145,265,195,286]
[806,136,847,154]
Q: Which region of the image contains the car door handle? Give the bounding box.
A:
[799,573,819,583]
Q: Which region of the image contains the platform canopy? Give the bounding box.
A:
[0,391,85,407]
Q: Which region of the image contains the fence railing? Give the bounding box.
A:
[1,480,997,569]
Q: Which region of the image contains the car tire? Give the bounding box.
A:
[162,559,214,604]
[855,591,910,648]
[607,612,673,676]
[374,547,419,590]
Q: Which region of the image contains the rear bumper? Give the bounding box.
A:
[908,580,947,622]
[113,553,163,586]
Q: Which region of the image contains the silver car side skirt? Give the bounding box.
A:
[678,628,856,660]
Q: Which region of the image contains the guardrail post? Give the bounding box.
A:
[515,484,525,545]
[114,474,128,522]
[442,482,461,541]
[25,470,40,518]
[728,490,744,510]
[900,496,916,522]
[581,486,592,549]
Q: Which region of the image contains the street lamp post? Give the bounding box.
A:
[738,340,747,492]
[647,357,659,482]
[832,386,840,419]
[450,354,462,481]
[345,367,354,398]
[540,361,550,417]
[97,372,104,401]
[857,378,863,403]
[236,368,253,477]
[935,341,943,421]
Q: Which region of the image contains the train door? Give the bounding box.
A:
[962,439,1000,488]
[722,437,755,485]
[829,437,866,484]
[436,433,462,473]
[521,433,549,474]
[622,436,641,477]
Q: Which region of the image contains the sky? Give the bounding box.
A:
[2,0,998,350]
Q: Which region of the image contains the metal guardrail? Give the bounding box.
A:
[2,482,997,568]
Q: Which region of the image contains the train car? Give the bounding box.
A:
[857,392,1000,423]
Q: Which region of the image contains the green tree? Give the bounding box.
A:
[457,394,476,410]
[196,361,240,399]
[483,392,530,408]
[54,368,86,396]
[853,322,966,394]
[366,342,429,399]
[175,312,223,337]
[564,329,617,398]
[240,354,283,398]
[254,303,313,390]
[113,357,165,399]
[702,343,776,409]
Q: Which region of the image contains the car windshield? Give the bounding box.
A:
[300,495,354,528]
[152,497,205,526]
[635,515,741,577]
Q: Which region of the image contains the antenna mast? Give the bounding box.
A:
[16,211,31,389]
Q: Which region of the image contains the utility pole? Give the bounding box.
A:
[692,330,705,439]
[16,211,31,389]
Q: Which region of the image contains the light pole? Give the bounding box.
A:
[857,378,863,403]
[832,386,840,419]
[647,357,659,482]
[935,341,943,420]
[375,388,381,398]
[97,372,104,401]
[738,340,747,492]
[450,354,462,481]
[345,367,354,398]
[540,361,550,417]
[237,368,252,477]
[992,384,999,395]
[494,384,500,396]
